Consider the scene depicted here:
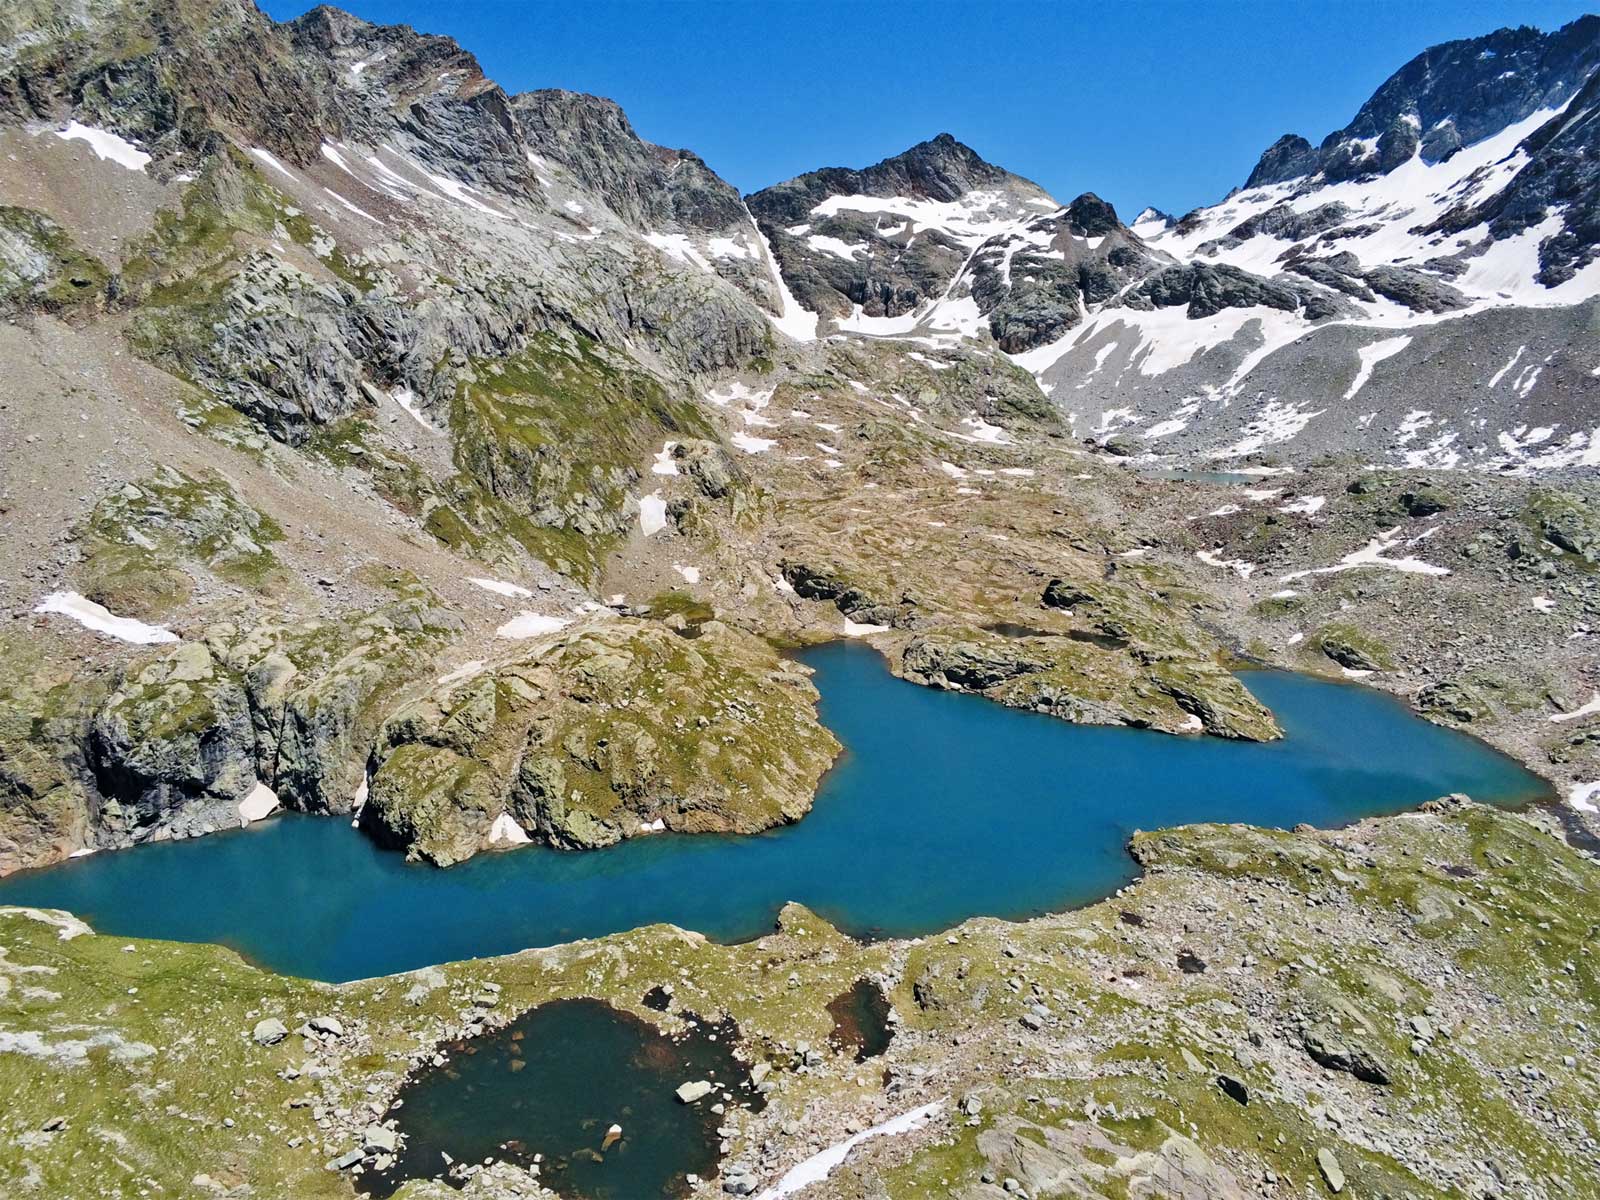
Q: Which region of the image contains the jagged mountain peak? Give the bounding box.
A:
[1063,191,1122,236]
[747,130,1051,218]
[1246,14,1600,187]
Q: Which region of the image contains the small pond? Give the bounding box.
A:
[827,979,894,1062]
[359,998,754,1199]
[0,643,1548,982]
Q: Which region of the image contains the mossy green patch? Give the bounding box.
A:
[75,466,285,617]
[0,205,110,316]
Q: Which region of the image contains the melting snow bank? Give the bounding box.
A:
[33,592,178,645]
[1343,336,1413,400]
[640,492,669,536]
[1550,694,1600,724]
[238,782,280,825]
[50,121,151,172]
[469,577,533,599]
[495,613,572,639]
[842,619,889,637]
[391,386,439,432]
[1196,550,1256,579]
[1279,527,1449,581]
[487,813,532,845]
[754,1101,943,1200]
[1570,782,1600,814]
[756,228,819,342]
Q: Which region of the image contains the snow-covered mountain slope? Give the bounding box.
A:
[756,17,1600,473]
[746,133,1063,337]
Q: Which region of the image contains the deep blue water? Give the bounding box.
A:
[0,643,1547,982]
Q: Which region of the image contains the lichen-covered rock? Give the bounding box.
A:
[1301,1020,1393,1085]
[1415,679,1490,724]
[1529,489,1599,566]
[897,626,1279,741]
[360,744,501,867]
[363,618,839,863]
[87,642,256,839]
[0,205,109,317]
[1316,625,1391,672]
[971,1119,1245,1200]
[75,467,283,620]
[0,637,104,873]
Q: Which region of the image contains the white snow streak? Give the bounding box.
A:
[33,592,178,644]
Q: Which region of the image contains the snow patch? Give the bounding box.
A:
[33,592,178,645]
[1570,782,1600,814]
[469,577,533,599]
[238,782,279,825]
[52,121,151,172]
[731,431,776,454]
[390,386,438,432]
[1280,527,1449,581]
[488,813,532,845]
[495,613,572,640]
[1343,336,1412,400]
[1549,694,1600,724]
[842,619,889,637]
[1278,495,1326,515]
[640,492,669,536]
[754,1101,943,1200]
[1196,550,1256,578]
[756,228,818,342]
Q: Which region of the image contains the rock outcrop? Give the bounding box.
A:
[362,619,839,864]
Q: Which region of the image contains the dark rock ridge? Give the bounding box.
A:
[509,89,779,308]
[1246,16,1600,186]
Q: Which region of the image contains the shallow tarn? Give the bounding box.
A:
[0,642,1549,980]
[826,979,893,1062]
[359,998,758,1199]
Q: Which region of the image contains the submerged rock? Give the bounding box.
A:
[675,1080,713,1104]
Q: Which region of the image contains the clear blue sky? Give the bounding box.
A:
[261,0,1597,218]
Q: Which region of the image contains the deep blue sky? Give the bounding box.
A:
[261,0,1597,218]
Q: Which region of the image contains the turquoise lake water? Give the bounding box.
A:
[0,643,1547,982]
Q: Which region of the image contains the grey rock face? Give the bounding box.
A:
[87,643,257,838]
[747,133,1058,324]
[1246,16,1600,186]
[1301,1021,1392,1084]
[966,194,1167,352]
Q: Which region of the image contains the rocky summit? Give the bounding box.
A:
[0,3,1597,1200]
